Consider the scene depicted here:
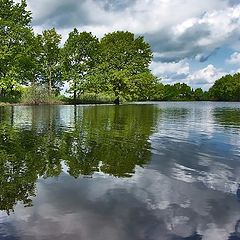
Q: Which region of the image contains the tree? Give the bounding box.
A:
[163,83,193,101]
[209,73,240,101]
[62,29,99,102]
[130,72,159,100]
[194,88,204,101]
[152,81,165,100]
[0,0,33,98]
[38,28,62,96]
[162,84,177,100]
[99,31,153,102]
[0,0,31,25]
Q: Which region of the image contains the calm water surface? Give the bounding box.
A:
[0,102,240,240]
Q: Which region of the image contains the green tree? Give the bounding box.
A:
[99,31,153,102]
[130,72,159,100]
[39,28,62,96]
[151,81,165,100]
[0,0,32,99]
[209,73,240,101]
[163,83,193,101]
[194,88,204,100]
[162,84,177,100]
[62,29,99,102]
[20,34,43,86]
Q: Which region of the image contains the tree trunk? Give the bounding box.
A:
[114,96,120,105]
[10,85,13,95]
[48,68,52,96]
[32,73,36,86]
[1,88,6,97]
[73,81,77,103]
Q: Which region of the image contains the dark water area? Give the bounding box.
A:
[0,102,239,240]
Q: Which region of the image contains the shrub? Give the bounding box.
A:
[70,93,117,104]
[21,85,62,104]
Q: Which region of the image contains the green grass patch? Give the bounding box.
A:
[68,93,117,104]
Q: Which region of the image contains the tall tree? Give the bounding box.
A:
[99,31,153,102]
[0,0,32,98]
[39,28,62,95]
[62,29,99,102]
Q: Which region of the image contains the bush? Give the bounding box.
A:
[21,85,62,104]
[0,86,25,103]
[70,93,117,104]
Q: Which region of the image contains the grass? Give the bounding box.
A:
[0,89,125,106]
[0,102,11,106]
[68,93,116,104]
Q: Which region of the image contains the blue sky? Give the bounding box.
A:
[22,0,240,90]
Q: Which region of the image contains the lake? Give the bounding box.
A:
[0,102,240,240]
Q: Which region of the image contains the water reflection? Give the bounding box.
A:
[228,220,240,240]
[149,103,240,195]
[214,108,240,129]
[0,105,158,213]
[177,232,202,240]
[0,102,239,240]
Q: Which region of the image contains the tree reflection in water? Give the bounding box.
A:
[228,220,240,240]
[213,108,240,129]
[0,105,158,213]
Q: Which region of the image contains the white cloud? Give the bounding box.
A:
[23,0,240,61]
[151,61,228,90]
[150,60,190,76]
[150,60,190,84]
[227,52,240,65]
[28,0,228,30]
[187,64,227,90]
[166,4,240,61]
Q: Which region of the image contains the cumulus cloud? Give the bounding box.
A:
[227,52,240,65]
[154,4,240,61]
[150,60,190,84]
[187,65,227,89]
[151,61,228,90]
[151,60,190,75]
[24,0,240,62]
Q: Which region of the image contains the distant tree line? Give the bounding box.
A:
[0,0,239,103]
[208,73,240,101]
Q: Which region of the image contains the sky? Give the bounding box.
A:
[22,0,240,90]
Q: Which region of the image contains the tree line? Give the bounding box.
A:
[0,0,155,103]
[0,0,239,104]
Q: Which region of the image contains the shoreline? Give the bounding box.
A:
[1,100,240,107]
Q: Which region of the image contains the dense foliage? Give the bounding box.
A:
[0,0,239,103]
[208,73,240,101]
[61,29,99,101]
[0,0,33,99]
